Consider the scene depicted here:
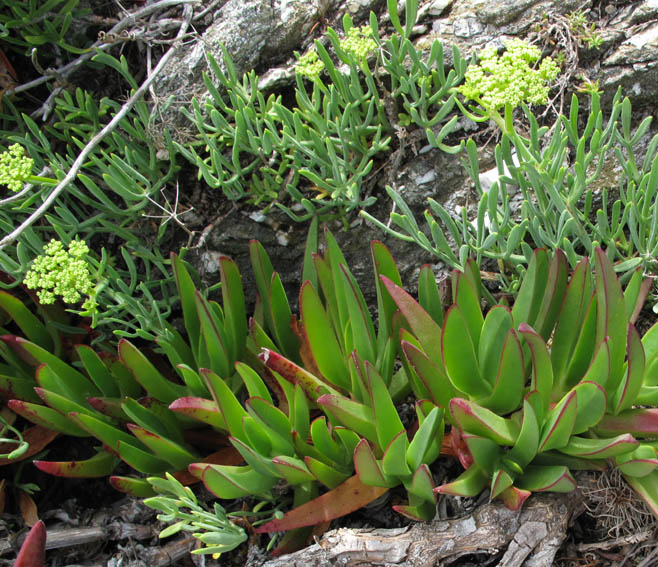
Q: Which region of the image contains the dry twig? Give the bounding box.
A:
[0,4,194,251]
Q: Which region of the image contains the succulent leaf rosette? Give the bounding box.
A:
[385,247,658,513]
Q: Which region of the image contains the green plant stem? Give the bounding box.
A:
[0,5,193,251]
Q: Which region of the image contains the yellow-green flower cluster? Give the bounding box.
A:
[0,144,34,192]
[341,25,377,59]
[296,49,324,79]
[24,239,95,308]
[458,39,560,111]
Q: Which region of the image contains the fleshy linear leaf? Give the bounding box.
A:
[450,398,519,445]
[254,474,389,532]
[515,465,577,493]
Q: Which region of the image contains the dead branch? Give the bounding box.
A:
[0,4,194,251]
[260,492,583,567]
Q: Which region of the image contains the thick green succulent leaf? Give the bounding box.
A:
[254,474,389,532]
[538,390,577,452]
[317,394,377,445]
[126,424,198,470]
[272,455,315,484]
[300,281,349,390]
[518,325,552,421]
[16,338,98,398]
[417,264,443,327]
[169,396,227,431]
[260,348,339,401]
[353,438,392,487]
[381,431,411,478]
[0,374,40,403]
[0,291,53,350]
[122,397,183,444]
[366,362,404,451]
[371,241,403,333]
[477,328,524,414]
[290,384,310,442]
[109,476,157,497]
[34,364,91,409]
[571,381,608,435]
[498,485,531,510]
[340,264,377,364]
[310,417,345,465]
[334,427,361,460]
[218,256,247,364]
[34,450,119,478]
[305,456,351,489]
[401,341,459,408]
[242,414,275,456]
[450,398,519,445]
[34,387,99,422]
[532,249,568,341]
[442,306,487,398]
[596,408,658,437]
[119,339,186,403]
[612,324,645,414]
[580,338,611,393]
[200,368,248,443]
[405,464,436,504]
[512,249,549,328]
[407,406,444,471]
[551,258,591,385]
[229,436,279,477]
[269,272,301,360]
[194,292,231,378]
[616,445,658,477]
[515,465,577,492]
[171,253,202,357]
[381,276,442,354]
[491,468,514,499]
[157,325,196,380]
[559,433,638,459]
[624,269,652,324]
[624,471,658,517]
[8,399,89,437]
[237,361,272,403]
[505,399,539,472]
[464,434,503,475]
[478,307,514,382]
[532,451,606,471]
[194,463,276,499]
[452,271,484,352]
[116,440,171,474]
[594,248,627,394]
[75,345,120,398]
[246,397,292,443]
[434,464,488,497]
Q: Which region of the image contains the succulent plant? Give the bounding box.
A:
[385,247,658,513]
[1,254,251,493]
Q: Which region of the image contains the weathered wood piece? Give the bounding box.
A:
[260,492,583,567]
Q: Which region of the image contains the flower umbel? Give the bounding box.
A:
[458,39,560,111]
[24,239,95,307]
[0,144,34,192]
[341,25,377,59]
[295,49,324,79]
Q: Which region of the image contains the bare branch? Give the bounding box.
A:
[0,5,194,251]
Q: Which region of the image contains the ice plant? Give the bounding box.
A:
[385,247,658,513]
